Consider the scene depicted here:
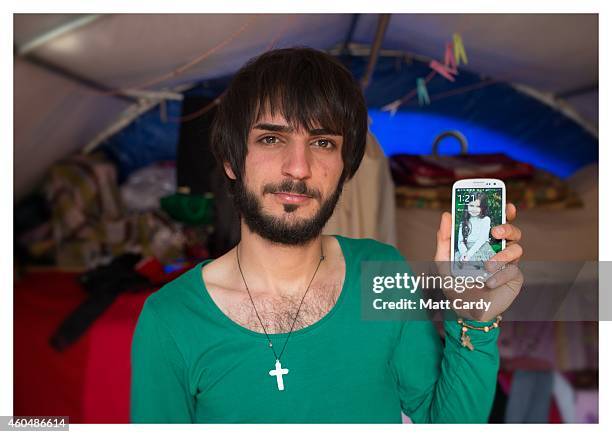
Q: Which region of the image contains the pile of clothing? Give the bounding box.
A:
[390,147,583,210]
[15,152,213,271]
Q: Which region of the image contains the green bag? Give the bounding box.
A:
[160,192,214,225]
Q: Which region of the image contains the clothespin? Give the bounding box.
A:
[416,78,430,106]
[429,59,456,82]
[453,33,468,65]
[444,42,458,74]
[381,99,403,116]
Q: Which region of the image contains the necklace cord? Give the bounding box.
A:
[236,239,325,362]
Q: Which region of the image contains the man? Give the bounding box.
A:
[130,47,524,423]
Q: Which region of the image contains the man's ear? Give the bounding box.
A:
[224,162,237,180]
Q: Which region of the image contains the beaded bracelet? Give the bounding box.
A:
[457,315,502,351]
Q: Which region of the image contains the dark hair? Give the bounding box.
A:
[210,47,368,192]
[461,192,489,246]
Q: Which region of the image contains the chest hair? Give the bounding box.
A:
[223,282,343,334]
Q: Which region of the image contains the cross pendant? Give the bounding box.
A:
[269,359,289,391]
[461,331,475,351]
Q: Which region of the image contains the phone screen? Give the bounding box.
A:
[453,187,504,266]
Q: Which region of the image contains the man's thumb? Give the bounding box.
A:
[435,212,452,261]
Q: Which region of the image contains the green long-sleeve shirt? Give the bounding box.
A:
[130,234,500,423]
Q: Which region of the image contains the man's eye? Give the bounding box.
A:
[313,139,335,149]
[260,136,280,144]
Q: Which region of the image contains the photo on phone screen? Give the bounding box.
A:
[452,185,505,272]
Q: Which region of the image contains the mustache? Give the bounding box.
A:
[263,180,321,200]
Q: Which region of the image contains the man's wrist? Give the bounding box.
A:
[443,314,502,350]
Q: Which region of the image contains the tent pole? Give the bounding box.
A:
[555,83,598,99]
[122,89,184,101]
[17,14,103,56]
[15,15,183,103]
[81,83,192,154]
[328,43,406,59]
[512,83,598,138]
[360,13,391,90]
[341,14,360,55]
[18,52,137,104]
[81,100,167,154]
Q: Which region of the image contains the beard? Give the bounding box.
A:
[231,177,343,246]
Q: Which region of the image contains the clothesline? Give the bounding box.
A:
[169,32,478,123]
[168,73,499,125]
[401,78,499,107]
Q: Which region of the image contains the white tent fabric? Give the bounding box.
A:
[14,57,129,200]
[13,13,598,200]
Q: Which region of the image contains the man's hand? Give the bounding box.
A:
[434,202,525,321]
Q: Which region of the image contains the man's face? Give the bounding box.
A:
[225,112,345,245]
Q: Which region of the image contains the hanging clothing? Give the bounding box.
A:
[504,370,554,423]
[323,131,397,246]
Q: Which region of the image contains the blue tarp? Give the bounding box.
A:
[101,100,182,183]
[349,55,597,178]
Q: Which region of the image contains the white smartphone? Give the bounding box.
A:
[451,178,506,277]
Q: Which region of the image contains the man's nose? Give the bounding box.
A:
[281,142,312,180]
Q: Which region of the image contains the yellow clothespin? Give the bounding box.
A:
[453,33,468,66]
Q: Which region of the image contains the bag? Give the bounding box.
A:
[161,192,214,225]
[389,130,534,187]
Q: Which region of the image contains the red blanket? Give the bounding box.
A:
[14,271,154,423]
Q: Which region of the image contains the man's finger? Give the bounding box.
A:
[485,264,521,289]
[437,212,452,242]
[492,223,522,241]
[486,244,524,268]
[506,202,517,222]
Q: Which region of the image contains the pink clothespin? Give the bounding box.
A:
[444,42,458,74]
[429,59,456,82]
